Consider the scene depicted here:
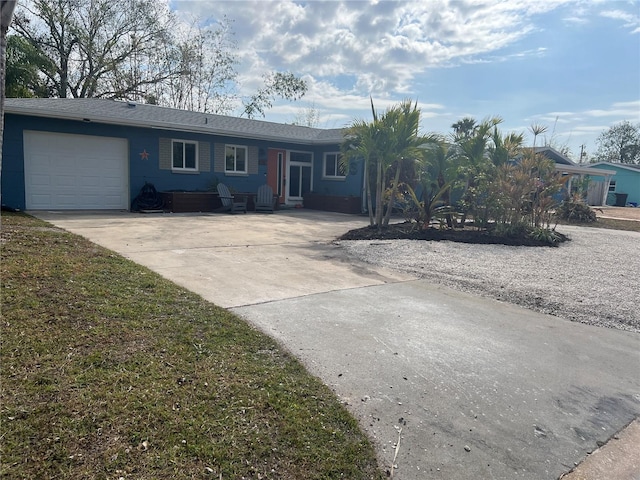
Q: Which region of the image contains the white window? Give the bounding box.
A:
[172,140,198,171]
[225,145,248,174]
[323,152,346,179]
[609,180,616,192]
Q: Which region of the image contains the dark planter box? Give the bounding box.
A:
[161,191,222,213]
[160,191,265,213]
[303,193,361,214]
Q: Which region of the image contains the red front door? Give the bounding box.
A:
[267,149,286,205]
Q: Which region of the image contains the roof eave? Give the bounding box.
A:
[555,164,616,176]
[587,162,640,173]
[5,104,343,146]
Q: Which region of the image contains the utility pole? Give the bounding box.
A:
[579,144,586,164]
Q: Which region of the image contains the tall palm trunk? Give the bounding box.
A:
[375,155,383,230]
[437,171,454,228]
[382,159,402,226]
[364,155,374,225]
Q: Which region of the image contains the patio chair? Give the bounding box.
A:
[216,183,247,214]
[253,184,277,213]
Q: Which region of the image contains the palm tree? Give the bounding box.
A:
[488,127,524,167]
[449,116,502,225]
[410,134,457,228]
[341,118,379,226]
[379,99,426,227]
[529,123,548,149]
[342,98,427,230]
[451,117,477,140]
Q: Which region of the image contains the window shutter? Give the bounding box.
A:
[199,141,211,172]
[159,138,171,170]
[214,143,225,172]
[248,146,259,175]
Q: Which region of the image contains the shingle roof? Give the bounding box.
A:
[5,98,346,145]
[587,162,640,173]
[529,146,576,166]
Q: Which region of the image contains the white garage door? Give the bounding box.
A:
[24,131,129,210]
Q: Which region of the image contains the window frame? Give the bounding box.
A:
[225,144,249,174]
[322,152,346,180]
[171,139,199,172]
[608,180,616,192]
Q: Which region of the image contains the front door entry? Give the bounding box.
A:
[288,163,312,200]
[266,149,286,205]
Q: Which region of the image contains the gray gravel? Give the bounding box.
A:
[338,225,640,333]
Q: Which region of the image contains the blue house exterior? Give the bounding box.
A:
[587,162,640,207]
[531,147,617,206]
[2,98,364,212]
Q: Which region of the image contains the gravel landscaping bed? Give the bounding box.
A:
[338,225,640,333]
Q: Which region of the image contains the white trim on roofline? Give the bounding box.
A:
[555,164,616,176]
[586,162,640,174]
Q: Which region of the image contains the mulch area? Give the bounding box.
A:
[338,222,570,247]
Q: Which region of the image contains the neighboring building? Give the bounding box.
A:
[1,98,364,212]
[532,147,616,206]
[587,162,640,207]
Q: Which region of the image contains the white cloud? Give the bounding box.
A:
[167,0,638,156]
[583,101,640,119]
[600,8,640,33]
[571,125,612,134]
[611,100,640,110]
[530,101,640,125]
[171,0,577,96]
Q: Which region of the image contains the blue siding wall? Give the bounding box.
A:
[1,114,25,209]
[589,164,640,205]
[311,146,364,197]
[1,113,363,210]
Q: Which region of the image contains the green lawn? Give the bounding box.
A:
[557,216,640,232]
[1,212,383,479]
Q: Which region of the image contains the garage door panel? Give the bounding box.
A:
[57,157,77,170]
[79,176,101,188]
[54,175,78,187]
[24,131,128,210]
[78,195,103,209]
[98,197,124,209]
[102,177,123,188]
[30,153,50,166]
[29,173,52,187]
[55,194,79,208]
[31,194,52,209]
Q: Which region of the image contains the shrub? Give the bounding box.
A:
[527,226,565,245]
[556,198,597,223]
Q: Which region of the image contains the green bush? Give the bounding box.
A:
[556,199,597,223]
[527,226,564,245]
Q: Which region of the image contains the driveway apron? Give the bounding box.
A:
[33,210,640,480]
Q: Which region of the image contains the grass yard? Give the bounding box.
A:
[587,217,640,232]
[558,216,640,232]
[0,212,383,480]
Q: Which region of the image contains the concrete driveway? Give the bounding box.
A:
[33,210,640,480]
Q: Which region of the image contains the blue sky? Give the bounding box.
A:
[171,0,640,161]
